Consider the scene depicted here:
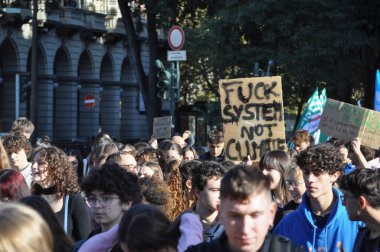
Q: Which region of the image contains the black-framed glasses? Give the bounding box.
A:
[285,180,304,188]
[85,196,120,208]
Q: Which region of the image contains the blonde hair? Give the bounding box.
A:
[0,203,53,252]
[0,139,11,170]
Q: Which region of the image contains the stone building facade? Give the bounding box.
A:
[0,0,154,142]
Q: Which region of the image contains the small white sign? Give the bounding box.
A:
[153,116,172,139]
[167,50,187,61]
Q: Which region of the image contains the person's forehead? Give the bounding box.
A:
[295,141,308,146]
[184,150,194,155]
[206,176,222,186]
[120,153,136,163]
[209,142,224,147]
[289,167,302,177]
[222,192,269,209]
[173,136,185,143]
[140,165,153,171]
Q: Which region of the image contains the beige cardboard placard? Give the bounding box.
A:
[319,99,380,149]
[153,116,172,139]
[219,76,286,161]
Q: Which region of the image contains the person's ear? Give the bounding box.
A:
[359,196,367,209]
[121,201,132,211]
[185,179,192,190]
[194,187,201,198]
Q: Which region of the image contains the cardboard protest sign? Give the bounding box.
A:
[153,116,172,139]
[319,99,380,149]
[219,76,286,161]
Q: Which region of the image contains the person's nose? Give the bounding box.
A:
[305,173,315,183]
[288,184,295,191]
[94,199,103,208]
[240,216,253,236]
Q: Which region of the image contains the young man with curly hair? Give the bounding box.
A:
[81,163,142,232]
[339,168,380,252]
[192,161,226,241]
[2,133,32,187]
[75,163,142,251]
[274,143,362,252]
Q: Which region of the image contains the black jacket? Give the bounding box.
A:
[186,232,301,252]
[199,149,226,162]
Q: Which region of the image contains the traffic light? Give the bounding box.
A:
[157,67,171,101]
[171,71,179,101]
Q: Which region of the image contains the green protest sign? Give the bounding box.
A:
[319,99,380,149]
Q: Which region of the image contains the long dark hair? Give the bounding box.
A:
[66,149,84,184]
[259,150,292,206]
[21,196,74,252]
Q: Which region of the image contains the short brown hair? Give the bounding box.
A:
[207,130,224,144]
[292,130,314,146]
[2,133,32,154]
[11,117,34,136]
[221,164,271,201]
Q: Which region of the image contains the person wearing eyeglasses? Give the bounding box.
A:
[273,165,306,228]
[274,143,362,252]
[75,162,142,251]
[106,151,139,174]
[339,168,380,252]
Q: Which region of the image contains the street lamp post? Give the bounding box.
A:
[30,0,38,136]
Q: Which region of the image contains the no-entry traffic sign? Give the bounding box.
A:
[84,94,95,108]
[168,26,185,51]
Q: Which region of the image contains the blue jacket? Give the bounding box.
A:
[274,188,361,252]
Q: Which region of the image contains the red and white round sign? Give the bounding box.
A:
[168,26,185,51]
[84,94,95,108]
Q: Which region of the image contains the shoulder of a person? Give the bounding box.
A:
[68,193,85,203]
[185,240,218,252]
[270,234,301,251]
[199,152,210,160]
[273,209,301,234]
[278,207,300,222]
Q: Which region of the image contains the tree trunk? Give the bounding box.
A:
[118,0,160,135]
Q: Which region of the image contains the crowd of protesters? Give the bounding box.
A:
[0,117,379,252]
